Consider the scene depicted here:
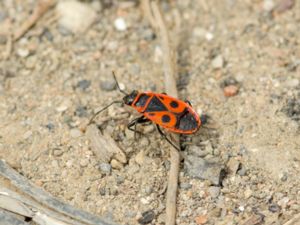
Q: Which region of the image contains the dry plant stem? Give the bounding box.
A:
[150,1,180,225]
[283,213,300,225]
[13,0,55,41]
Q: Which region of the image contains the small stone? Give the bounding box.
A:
[110,159,123,170]
[285,78,299,88]
[223,85,239,97]
[77,79,91,91]
[80,158,89,167]
[45,123,55,131]
[244,188,253,199]
[227,158,240,174]
[211,55,224,69]
[184,155,225,185]
[53,148,64,157]
[99,162,111,174]
[56,0,97,33]
[180,183,192,190]
[100,80,116,91]
[99,187,106,196]
[188,145,208,157]
[144,186,153,195]
[278,197,289,208]
[70,128,82,138]
[125,211,136,218]
[142,28,156,41]
[279,172,288,181]
[205,32,214,41]
[17,48,30,58]
[263,0,275,12]
[56,105,68,112]
[195,215,208,225]
[275,0,295,13]
[269,204,281,212]
[23,130,32,139]
[115,175,125,185]
[237,166,247,176]
[138,210,155,225]
[75,106,88,117]
[208,186,221,198]
[135,150,145,166]
[114,17,127,31]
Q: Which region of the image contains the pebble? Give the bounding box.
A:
[138,210,155,224]
[100,80,116,91]
[223,85,239,97]
[285,78,299,88]
[77,79,91,91]
[184,155,225,185]
[180,183,192,190]
[53,148,64,157]
[211,55,224,69]
[278,197,289,208]
[244,188,253,199]
[195,215,208,225]
[263,0,275,12]
[227,158,240,174]
[99,162,112,174]
[56,0,97,33]
[269,204,281,212]
[141,28,156,41]
[237,165,247,176]
[188,145,209,157]
[17,48,30,58]
[110,159,124,170]
[115,175,125,185]
[70,128,82,138]
[114,17,127,31]
[56,105,68,112]
[75,106,88,117]
[23,130,32,139]
[80,158,89,167]
[208,186,221,198]
[135,150,145,166]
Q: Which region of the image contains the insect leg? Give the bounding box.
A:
[185,100,192,106]
[156,125,180,151]
[127,116,150,140]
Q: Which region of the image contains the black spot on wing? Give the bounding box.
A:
[177,112,199,131]
[145,96,167,112]
[135,94,150,107]
[162,114,171,123]
[170,101,179,108]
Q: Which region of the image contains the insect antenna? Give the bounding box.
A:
[112,71,128,95]
[88,100,123,125]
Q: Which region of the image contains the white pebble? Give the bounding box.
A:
[114,17,127,31]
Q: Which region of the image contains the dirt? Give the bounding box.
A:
[0,0,300,225]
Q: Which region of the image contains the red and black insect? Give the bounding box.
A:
[89,72,201,149]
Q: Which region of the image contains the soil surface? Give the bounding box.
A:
[0,0,300,225]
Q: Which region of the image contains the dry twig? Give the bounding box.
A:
[13,0,55,41]
[283,213,300,225]
[143,1,180,224]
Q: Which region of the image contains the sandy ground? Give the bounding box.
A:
[0,0,300,224]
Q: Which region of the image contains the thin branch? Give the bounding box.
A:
[13,0,55,41]
[144,1,181,225]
